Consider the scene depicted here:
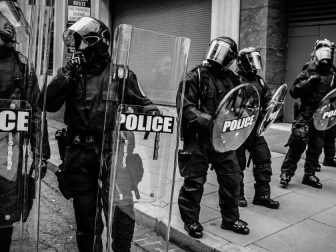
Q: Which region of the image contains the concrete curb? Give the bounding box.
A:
[134,203,248,252]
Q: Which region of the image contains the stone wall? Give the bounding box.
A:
[239,0,288,91]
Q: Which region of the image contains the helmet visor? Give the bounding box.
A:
[206,40,236,68]
[0,1,30,43]
[63,17,103,49]
[239,51,262,72]
[315,47,332,62]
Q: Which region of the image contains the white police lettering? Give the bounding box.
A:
[0,110,30,132]
[222,115,255,132]
[120,113,174,133]
[7,133,13,170]
[322,109,336,120]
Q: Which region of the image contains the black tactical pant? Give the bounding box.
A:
[281,121,324,176]
[0,226,13,252]
[324,125,336,159]
[64,145,135,252]
[236,130,272,197]
[178,134,241,224]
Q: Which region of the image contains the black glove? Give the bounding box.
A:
[143,107,161,140]
[307,74,321,85]
[55,165,72,200]
[64,52,86,74]
[40,158,48,179]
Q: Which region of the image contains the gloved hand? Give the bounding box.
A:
[64,52,86,74]
[40,158,48,179]
[143,106,161,140]
[307,74,321,85]
[144,104,160,115]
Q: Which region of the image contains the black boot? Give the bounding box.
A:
[239,195,247,207]
[323,157,336,167]
[184,222,203,239]
[221,219,249,235]
[302,174,322,189]
[253,195,280,209]
[280,173,291,187]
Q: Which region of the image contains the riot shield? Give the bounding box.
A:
[0,1,54,251]
[97,25,190,251]
[313,88,336,131]
[0,99,32,250]
[211,84,260,152]
[257,83,287,136]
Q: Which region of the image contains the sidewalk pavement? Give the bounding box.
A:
[42,119,336,252]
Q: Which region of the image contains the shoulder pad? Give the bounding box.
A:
[17,52,28,64]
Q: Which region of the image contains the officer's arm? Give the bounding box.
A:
[177,71,212,129]
[289,71,311,99]
[46,67,75,112]
[25,65,51,161]
[261,78,272,109]
[123,71,158,113]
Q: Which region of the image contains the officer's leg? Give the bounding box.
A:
[112,204,135,252]
[0,226,13,252]
[64,146,102,251]
[212,151,249,234]
[323,125,336,167]
[280,132,307,187]
[303,127,324,188]
[178,143,208,238]
[249,136,279,209]
[99,154,136,252]
[73,193,103,252]
[236,144,247,207]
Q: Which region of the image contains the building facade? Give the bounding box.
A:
[50,0,336,122]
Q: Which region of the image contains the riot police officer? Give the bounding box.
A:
[236,47,280,209]
[177,36,249,239]
[0,1,50,251]
[46,17,157,252]
[280,39,336,189]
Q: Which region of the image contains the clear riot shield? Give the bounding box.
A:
[313,89,336,131]
[97,25,190,251]
[257,83,287,136]
[0,1,54,251]
[211,84,260,152]
[0,100,32,248]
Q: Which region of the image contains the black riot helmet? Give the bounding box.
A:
[237,47,262,74]
[0,1,30,44]
[63,16,110,55]
[205,36,238,70]
[313,39,335,66]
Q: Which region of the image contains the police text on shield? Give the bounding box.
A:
[120,113,174,133]
[222,115,255,132]
[0,110,30,132]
